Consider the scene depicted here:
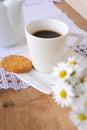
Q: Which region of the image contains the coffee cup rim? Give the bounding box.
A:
[25,18,69,40]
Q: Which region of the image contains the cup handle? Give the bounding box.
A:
[63,32,84,61]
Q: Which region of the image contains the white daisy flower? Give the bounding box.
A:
[75,82,87,96]
[78,125,87,130]
[71,97,82,112]
[69,65,83,87]
[67,56,77,66]
[69,110,87,128]
[74,83,84,96]
[84,97,87,110]
[52,62,72,81]
[71,96,87,113]
[79,96,87,113]
[67,56,85,85]
[52,81,74,107]
[70,65,83,78]
[83,82,87,96]
[67,55,87,69]
[79,73,87,84]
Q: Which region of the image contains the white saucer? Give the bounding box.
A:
[14,47,87,94]
[14,47,53,94]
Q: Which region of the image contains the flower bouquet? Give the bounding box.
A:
[51,55,87,130]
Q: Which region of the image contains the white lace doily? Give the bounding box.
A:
[0,0,87,90]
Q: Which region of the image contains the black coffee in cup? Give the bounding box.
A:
[33,30,62,38]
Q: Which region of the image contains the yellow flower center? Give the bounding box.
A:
[70,71,76,76]
[85,100,87,107]
[80,75,86,83]
[78,113,86,121]
[69,61,76,65]
[59,90,66,98]
[59,70,67,78]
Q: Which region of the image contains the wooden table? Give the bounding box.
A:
[0,1,87,130]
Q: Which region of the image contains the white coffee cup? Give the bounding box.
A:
[25,19,83,73]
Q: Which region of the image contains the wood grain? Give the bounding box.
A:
[0,1,87,130]
[0,88,77,130]
[55,0,87,31]
[65,0,87,20]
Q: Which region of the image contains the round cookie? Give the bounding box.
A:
[1,55,32,73]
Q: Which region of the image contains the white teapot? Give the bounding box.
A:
[0,0,24,47]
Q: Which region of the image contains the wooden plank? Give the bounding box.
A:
[55,1,87,32]
[0,88,77,130]
[65,0,87,20]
